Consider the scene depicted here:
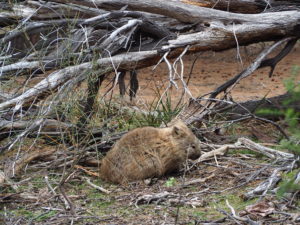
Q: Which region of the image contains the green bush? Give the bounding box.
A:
[258,66,300,196]
[277,67,300,196]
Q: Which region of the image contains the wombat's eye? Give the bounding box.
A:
[191,144,196,149]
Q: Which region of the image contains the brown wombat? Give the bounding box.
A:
[99,120,201,184]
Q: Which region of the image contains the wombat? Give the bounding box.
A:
[99,120,201,184]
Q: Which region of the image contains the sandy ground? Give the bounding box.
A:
[3,45,299,225]
[105,43,300,106]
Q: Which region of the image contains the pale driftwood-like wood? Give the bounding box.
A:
[0,50,157,111]
[182,0,300,13]
[2,19,296,75]
[27,0,107,19]
[0,119,75,140]
[135,191,175,205]
[0,170,6,186]
[237,138,294,160]
[192,138,296,201]
[195,145,230,162]
[243,167,285,200]
[183,175,214,186]
[85,178,111,194]
[0,1,106,21]
[195,137,294,163]
[181,0,266,13]
[56,0,300,24]
[1,2,299,75]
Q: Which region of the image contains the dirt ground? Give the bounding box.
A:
[106,42,300,106]
[1,43,300,225]
[1,125,297,225]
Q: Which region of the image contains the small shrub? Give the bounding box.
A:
[257,67,300,196]
[276,68,300,196]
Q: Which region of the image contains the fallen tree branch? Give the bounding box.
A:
[237,138,294,160]
[179,37,297,124]
[195,145,230,162]
[243,167,283,200]
[193,137,297,201]
[55,0,300,24]
[0,50,158,112]
[0,118,75,140]
[195,137,294,163]
[3,147,57,180]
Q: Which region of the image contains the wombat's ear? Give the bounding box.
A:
[172,125,185,137]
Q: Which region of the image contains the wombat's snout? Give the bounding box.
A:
[187,141,201,160]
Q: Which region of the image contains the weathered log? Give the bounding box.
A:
[0,1,106,23]
[0,50,159,112]
[0,118,75,140]
[0,15,16,27]
[53,0,300,24]
[27,0,107,19]
[1,9,299,75]
[181,0,266,13]
[238,138,294,159]
[182,0,300,14]
[0,10,173,76]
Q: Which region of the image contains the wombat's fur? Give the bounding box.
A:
[99,120,201,184]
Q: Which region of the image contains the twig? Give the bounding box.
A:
[218,209,243,225]
[253,116,290,140]
[85,178,111,194]
[163,51,178,89]
[226,200,247,222]
[45,175,57,195]
[172,45,194,99]
[182,174,215,186]
[232,22,243,67]
[75,165,100,177]
[226,200,260,225]
[59,185,74,213]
